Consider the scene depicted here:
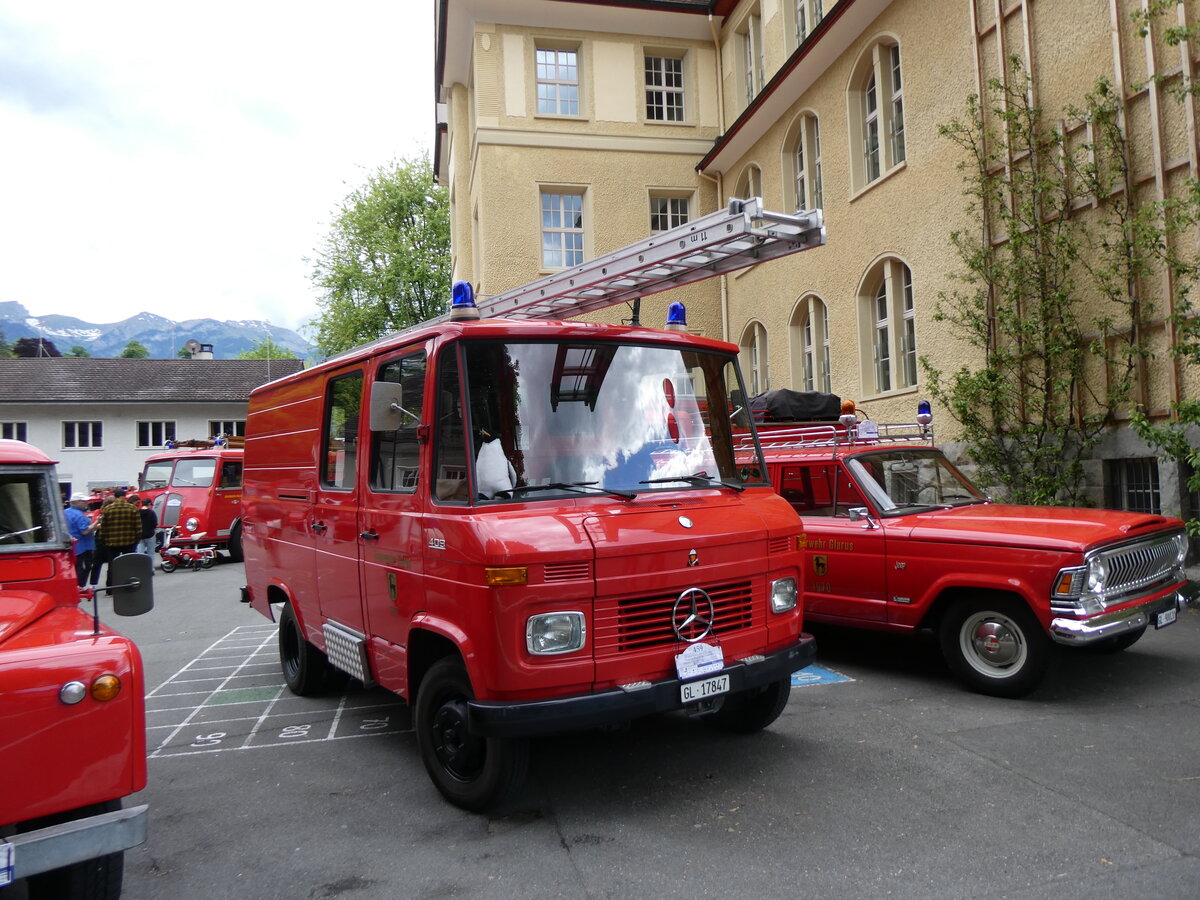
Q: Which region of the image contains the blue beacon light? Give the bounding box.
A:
[450,280,480,321]
[665,302,688,332]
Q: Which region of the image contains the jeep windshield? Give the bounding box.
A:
[455,340,765,501]
[0,467,64,551]
[845,449,988,515]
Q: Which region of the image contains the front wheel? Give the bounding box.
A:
[939,595,1050,698]
[200,555,216,569]
[20,801,124,900]
[415,658,528,812]
[278,602,338,696]
[707,678,791,733]
[227,520,244,562]
[159,558,177,573]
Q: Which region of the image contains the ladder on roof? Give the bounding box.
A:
[474,197,825,321]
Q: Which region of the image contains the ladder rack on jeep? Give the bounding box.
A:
[737,421,934,454]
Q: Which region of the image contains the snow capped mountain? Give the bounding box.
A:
[1,301,311,359]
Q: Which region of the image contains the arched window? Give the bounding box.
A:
[849,38,905,191]
[740,321,769,396]
[859,258,916,396]
[790,295,831,392]
[785,112,823,211]
[734,164,763,201]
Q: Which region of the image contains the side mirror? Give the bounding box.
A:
[107,553,155,616]
[369,382,418,431]
[848,506,877,529]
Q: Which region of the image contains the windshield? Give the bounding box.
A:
[172,459,216,487]
[845,449,987,515]
[0,467,64,550]
[141,460,173,489]
[459,340,765,501]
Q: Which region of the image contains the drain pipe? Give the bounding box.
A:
[704,12,730,343]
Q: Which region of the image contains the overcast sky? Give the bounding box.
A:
[0,1,434,335]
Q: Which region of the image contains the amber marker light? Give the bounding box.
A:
[485,567,528,586]
[90,674,122,702]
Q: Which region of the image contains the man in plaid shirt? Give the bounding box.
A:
[98,488,142,557]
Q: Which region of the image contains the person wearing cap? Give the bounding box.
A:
[65,492,101,587]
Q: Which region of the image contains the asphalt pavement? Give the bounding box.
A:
[108,560,1200,900]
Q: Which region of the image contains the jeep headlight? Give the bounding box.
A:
[770,577,798,613]
[1086,556,1109,594]
[526,611,586,655]
[1172,532,1188,568]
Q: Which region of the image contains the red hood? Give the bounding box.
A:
[898,504,1182,552]
[0,590,58,646]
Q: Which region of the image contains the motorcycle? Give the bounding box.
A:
[159,527,217,572]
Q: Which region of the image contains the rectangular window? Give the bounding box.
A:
[645,55,684,121]
[865,73,881,183]
[323,373,363,489]
[137,420,177,449]
[370,353,427,493]
[208,420,246,438]
[536,48,579,116]
[1,422,27,442]
[433,351,469,502]
[650,196,689,232]
[795,0,808,43]
[1105,459,1161,514]
[63,421,102,449]
[873,284,891,393]
[901,269,917,387]
[812,118,823,209]
[890,45,905,164]
[541,191,585,268]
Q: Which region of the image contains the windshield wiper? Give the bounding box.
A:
[0,525,43,541]
[510,481,636,501]
[640,473,745,492]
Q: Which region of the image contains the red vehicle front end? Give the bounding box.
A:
[139,442,245,561]
[0,440,149,897]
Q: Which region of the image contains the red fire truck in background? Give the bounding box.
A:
[742,395,1196,697]
[241,200,825,810]
[138,439,245,561]
[0,439,154,897]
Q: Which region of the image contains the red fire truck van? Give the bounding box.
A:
[1,439,154,897]
[745,398,1196,697]
[139,439,245,561]
[241,200,824,810]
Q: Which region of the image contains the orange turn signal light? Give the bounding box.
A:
[90,675,122,702]
[485,567,528,587]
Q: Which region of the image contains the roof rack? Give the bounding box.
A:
[737,420,934,453]
[164,436,245,450]
[474,197,824,321]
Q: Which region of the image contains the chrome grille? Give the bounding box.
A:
[593,580,755,654]
[1098,534,1182,603]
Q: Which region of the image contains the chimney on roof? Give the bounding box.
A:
[183,339,214,360]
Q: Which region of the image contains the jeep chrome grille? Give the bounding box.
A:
[593,580,755,654]
[1099,535,1181,600]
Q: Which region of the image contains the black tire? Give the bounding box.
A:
[939,595,1050,698]
[278,602,337,696]
[707,677,792,733]
[20,801,124,900]
[227,520,244,562]
[159,558,176,573]
[415,658,529,812]
[200,555,217,569]
[1083,625,1147,654]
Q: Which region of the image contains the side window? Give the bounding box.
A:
[219,461,242,489]
[323,372,363,489]
[433,351,470,502]
[370,353,427,493]
[788,465,865,516]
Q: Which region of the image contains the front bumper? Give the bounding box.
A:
[3,804,147,882]
[468,634,817,738]
[1049,581,1196,646]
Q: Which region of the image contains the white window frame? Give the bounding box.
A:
[1,421,27,442]
[536,46,580,117]
[850,38,906,191]
[788,112,823,210]
[859,258,917,396]
[63,420,102,449]
[644,53,685,122]
[649,194,691,232]
[137,420,177,449]
[741,321,769,396]
[735,165,763,202]
[792,295,831,393]
[791,0,824,48]
[208,420,246,438]
[540,189,586,269]
[738,8,764,106]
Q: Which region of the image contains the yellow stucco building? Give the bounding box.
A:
[434,0,1199,521]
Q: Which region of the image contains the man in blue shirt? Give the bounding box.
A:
[65,492,100,587]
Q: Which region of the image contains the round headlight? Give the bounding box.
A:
[1172,533,1189,567]
[1086,556,1109,593]
[185,517,200,532]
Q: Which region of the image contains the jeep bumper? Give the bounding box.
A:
[1049,581,1196,646]
[2,804,147,883]
[468,634,817,738]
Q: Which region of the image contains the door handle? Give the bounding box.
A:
[360,531,379,541]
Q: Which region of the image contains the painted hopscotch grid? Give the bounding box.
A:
[145,623,409,759]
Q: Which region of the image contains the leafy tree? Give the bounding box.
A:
[177,346,192,358]
[237,338,297,360]
[0,328,11,358]
[120,340,150,359]
[67,345,91,357]
[309,155,450,356]
[13,337,61,357]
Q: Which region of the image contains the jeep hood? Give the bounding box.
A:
[898,504,1180,552]
[0,590,58,646]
